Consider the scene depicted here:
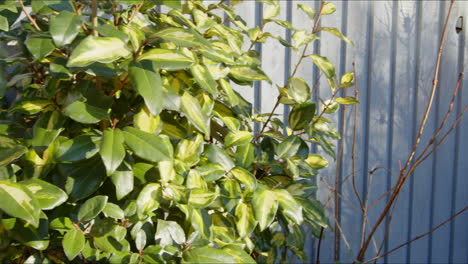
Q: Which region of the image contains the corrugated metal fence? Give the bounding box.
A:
[231,1,467,263]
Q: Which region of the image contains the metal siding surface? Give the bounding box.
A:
[229,1,467,263]
[451,3,468,262]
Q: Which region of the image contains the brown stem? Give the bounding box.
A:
[91,0,98,36]
[355,1,456,261]
[110,75,129,97]
[316,227,324,264]
[364,207,467,263]
[411,72,464,169]
[128,3,143,25]
[334,86,347,261]
[351,62,363,208]
[204,0,226,13]
[19,0,41,31]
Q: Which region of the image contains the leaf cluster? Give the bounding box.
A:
[0,0,355,263]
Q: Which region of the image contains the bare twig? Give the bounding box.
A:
[351,62,363,208]
[316,227,324,264]
[128,3,143,25]
[410,72,464,170]
[334,84,348,261]
[364,207,467,263]
[355,1,456,260]
[91,0,98,36]
[19,0,41,31]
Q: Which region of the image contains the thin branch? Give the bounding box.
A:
[204,0,226,13]
[355,1,456,260]
[399,0,455,177]
[19,0,41,31]
[364,207,468,263]
[351,62,363,208]
[91,0,98,36]
[316,227,324,264]
[411,72,464,170]
[128,3,144,25]
[334,84,347,261]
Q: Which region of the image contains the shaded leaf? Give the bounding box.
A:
[288,102,316,131]
[63,101,109,124]
[78,195,108,221]
[25,36,55,60]
[57,133,101,162]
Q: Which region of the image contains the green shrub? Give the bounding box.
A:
[0,0,355,262]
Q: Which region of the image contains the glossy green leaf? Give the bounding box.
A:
[67,36,131,67]
[205,144,235,171]
[292,30,316,48]
[321,27,353,45]
[135,230,146,251]
[136,183,161,217]
[183,247,240,264]
[224,130,252,148]
[25,36,55,60]
[297,197,328,228]
[335,96,359,105]
[275,135,302,158]
[100,128,125,176]
[263,1,280,20]
[305,154,329,169]
[288,102,316,131]
[252,186,278,231]
[229,167,256,189]
[111,161,134,200]
[297,4,316,20]
[274,189,303,224]
[129,61,163,116]
[20,178,68,210]
[50,10,82,47]
[151,27,211,47]
[63,101,109,124]
[189,188,218,208]
[288,77,310,104]
[195,163,225,182]
[123,127,173,162]
[134,106,161,134]
[0,181,41,227]
[78,195,108,221]
[320,2,336,15]
[0,15,8,31]
[102,203,125,219]
[180,92,210,136]
[60,157,107,201]
[138,49,194,70]
[310,54,336,79]
[57,133,101,162]
[229,66,270,83]
[0,135,27,167]
[235,203,257,238]
[219,79,240,106]
[191,64,218,97]
[63,228,85,260]
[96,24,129,42]
[234,143,254,168]
[154,219,186,247]
[175,133,204,166]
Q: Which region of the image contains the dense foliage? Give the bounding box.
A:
[0,0,355,262]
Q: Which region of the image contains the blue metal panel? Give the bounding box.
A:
[231,1,468,263]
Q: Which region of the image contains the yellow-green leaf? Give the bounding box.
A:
[67,36,131,67]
